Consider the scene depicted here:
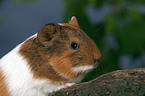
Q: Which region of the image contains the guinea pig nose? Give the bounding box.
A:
[93,59,99,65]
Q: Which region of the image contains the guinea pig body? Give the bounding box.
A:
[0,16,101,96]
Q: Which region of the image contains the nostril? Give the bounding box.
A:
[93,59,99,65]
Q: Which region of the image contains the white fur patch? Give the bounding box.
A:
[70,65,95,83]
[72,65,94,73]
[0,34,65,96]
[58,23,65,26]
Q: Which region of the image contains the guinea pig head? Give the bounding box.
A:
[37,16,101,80]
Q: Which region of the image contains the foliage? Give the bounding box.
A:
[64,0,145,82]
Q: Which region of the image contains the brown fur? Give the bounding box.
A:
[0,69,10,96]
[19,19,101,83]
[69,16,80,28]
[19,38,69,83]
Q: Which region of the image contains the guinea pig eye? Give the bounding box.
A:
[70,41,80,50]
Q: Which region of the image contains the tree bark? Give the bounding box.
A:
[50,68,145,96]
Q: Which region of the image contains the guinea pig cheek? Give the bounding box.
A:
[49,56,80,79]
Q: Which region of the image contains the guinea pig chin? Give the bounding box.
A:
[72,65,95,73]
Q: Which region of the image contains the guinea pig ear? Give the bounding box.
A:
[37,23,61,47]
[69,16,80,28]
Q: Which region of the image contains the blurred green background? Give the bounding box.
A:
[1,0,145,82]
[64,0,145,81]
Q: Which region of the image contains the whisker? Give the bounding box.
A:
[96,63,103,76]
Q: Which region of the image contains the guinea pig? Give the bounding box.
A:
[0,16,101,96]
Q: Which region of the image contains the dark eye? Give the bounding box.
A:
[70,41,80,50]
